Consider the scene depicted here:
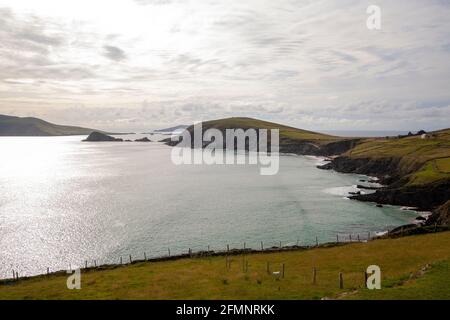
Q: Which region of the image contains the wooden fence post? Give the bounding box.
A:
[261,241,264,250]
[312,267,317,284]
[227,244,230,253]
[144,252,147,261]
[266,262,270,274]
[282,264,285,278]
[336,234,339,243]
[349,234,352,242]
[168,248,171,257]
[316,236,319,247]
[364,271,368,288]
[129,255,132,263]
[120,257,123,265]
[339,272,344,289]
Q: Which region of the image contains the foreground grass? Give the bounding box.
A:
[345,259,450,300]
[1,232,449,300]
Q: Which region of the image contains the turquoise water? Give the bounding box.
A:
[0,136,418,278]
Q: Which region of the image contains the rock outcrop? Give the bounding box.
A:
[349,180,450,211]
[135,137,151,142]
[426,200,450,226]
[83,132,123,142]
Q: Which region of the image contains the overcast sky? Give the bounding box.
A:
[0,0,449,132]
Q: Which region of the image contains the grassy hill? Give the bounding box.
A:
[344,128,450,186]
[171,117,361,156]
[196,117,339,143]
[0,114,105,136]
[0,232,449,300]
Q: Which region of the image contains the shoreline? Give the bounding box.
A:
[2,226,448,285]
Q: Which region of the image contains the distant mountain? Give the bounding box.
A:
[153,125,189,133]
[0,114,106,136]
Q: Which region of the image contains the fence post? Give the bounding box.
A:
[312,267,317,284]
[349,234,352,242]
[279,241,282,249]
[85,260,88,269]
[227,244,230,253]
[261,241,264,251]
[364,271,368,288]
[94,260,97,267]
[120,257,123,265]
[266,262,270,274]
[316,236,318,247]
[357,234,360,242]
[339,272,344,289]
[144,252,147,261]
[47,267,50,276]
[129,255,132,263]
[282,264,285,278]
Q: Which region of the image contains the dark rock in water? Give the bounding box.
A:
[376,204,383,208]
[359,179,367,182]
[416,216,427,221]
[135,137,151,142]
[349,191,361,195]
[83,131,123,142]
[350,180,450,211]
[357,184,380,190]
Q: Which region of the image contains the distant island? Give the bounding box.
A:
[0,114,109,136]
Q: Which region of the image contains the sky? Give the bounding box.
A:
[0,0,449,132]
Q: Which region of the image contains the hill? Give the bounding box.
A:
[166,117,362,156]
[0,232,449,299]
[0,114,105,136]
[320,128,450,210]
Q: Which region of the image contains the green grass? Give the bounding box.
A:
[1,232,449,300]
[408,158,450,185]
[198,117,344,144]
[344,129,450,184]
[345,259,450,300]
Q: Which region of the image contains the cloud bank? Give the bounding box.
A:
[0,0,449,131]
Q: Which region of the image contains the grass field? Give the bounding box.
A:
[1,232,449,300]
[345,128,450,184]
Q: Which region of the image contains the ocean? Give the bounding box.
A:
[0,135,418,278]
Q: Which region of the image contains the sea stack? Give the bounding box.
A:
[83,132,123,142]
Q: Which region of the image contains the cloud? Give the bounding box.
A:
[0,0,449,131]
[103,45,127,62]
